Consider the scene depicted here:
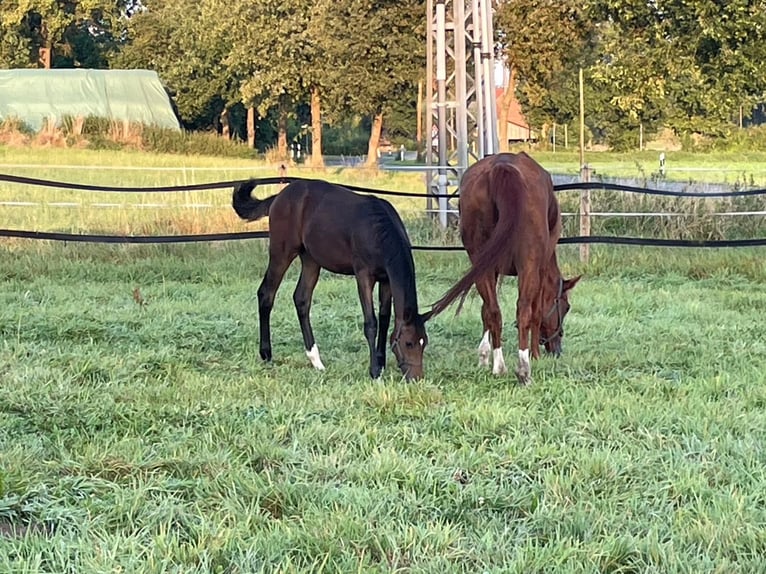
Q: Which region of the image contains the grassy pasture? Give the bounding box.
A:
[2,147,766,572]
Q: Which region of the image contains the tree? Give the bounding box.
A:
[588,0,766,138]
[321,0,426,167]
[494,0,598,150]
[0,0,130,69]
[224,0,331,163]
[114,0,241,132]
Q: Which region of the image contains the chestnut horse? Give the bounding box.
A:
[430,152,580,385]
[233,178,432,380]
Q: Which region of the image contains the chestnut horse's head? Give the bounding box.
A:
[540,274,581,356]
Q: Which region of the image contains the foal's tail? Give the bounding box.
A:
[429,164,523,317]
[232,179,279,221]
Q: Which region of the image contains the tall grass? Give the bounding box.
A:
[3,146,766,241]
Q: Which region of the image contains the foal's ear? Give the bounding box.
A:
[563,275,582,292]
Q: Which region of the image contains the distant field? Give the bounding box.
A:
[2,146,766,571]
[2,146,766,238]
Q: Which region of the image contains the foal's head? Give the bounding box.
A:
[391,311,431,380]
[540,274,581,357]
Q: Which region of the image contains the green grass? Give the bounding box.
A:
[2,146,766,571]
[1,241,766,573]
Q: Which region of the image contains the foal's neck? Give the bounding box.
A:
[387,258,419,322]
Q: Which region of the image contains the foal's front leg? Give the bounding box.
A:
[376,281,392,372]
[355,273,382,378]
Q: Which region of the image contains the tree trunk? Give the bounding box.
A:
[277,105,289,160]
[365,112,384,168]
[310,86,324,167]
[247,107,256,148]
[220,107,230,139]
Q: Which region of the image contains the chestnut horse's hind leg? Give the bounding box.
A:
[257,251,296,363]
[514,271,543,385]
[475,274,507,375]
[293,254,324,370]
[376,281,392,372]
[478,330,491,367]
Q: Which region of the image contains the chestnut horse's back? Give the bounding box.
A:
[459,152,560,261]
[431,152,561,314]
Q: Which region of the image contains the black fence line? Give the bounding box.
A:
[2,229,765,249]
[3,172,766,199]
[3,173,766,249]
[554,181,766,198]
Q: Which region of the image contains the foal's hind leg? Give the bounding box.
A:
[375,281,392,372]
[475,274,507,375]
[257,251,296,362]
[293,254,324,370]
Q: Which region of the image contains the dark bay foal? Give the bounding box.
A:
[233,178,432,380]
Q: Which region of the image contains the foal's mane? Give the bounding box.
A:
[363,196,420,311]
[375,200,413,261]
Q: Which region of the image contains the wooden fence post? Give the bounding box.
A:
[247,107,256,148]
[577,67,590,264]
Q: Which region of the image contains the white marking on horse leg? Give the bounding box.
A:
[516,348,531,385]
[306,344,326,371]
[492,347,508,375]
[478,330,491,367]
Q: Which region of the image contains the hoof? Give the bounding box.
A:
[515,349,531,385]
[305,345,326,370]
[515,372,532,386]
[260,348,272,362]
[492,363,508,376]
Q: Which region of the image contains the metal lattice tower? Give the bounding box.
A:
[425,0,499,227]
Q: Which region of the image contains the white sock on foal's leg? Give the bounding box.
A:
[492,348,507,375]
[306,344,326,370]
[478,330,491,367]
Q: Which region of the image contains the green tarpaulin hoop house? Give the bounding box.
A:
[0,68,180,131]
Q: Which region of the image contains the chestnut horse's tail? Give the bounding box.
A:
[232,179,279,221]
[430,163,524,317]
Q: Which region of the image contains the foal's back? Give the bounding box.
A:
[268,179,401,275]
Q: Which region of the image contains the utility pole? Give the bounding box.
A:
[425,0,498,227]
